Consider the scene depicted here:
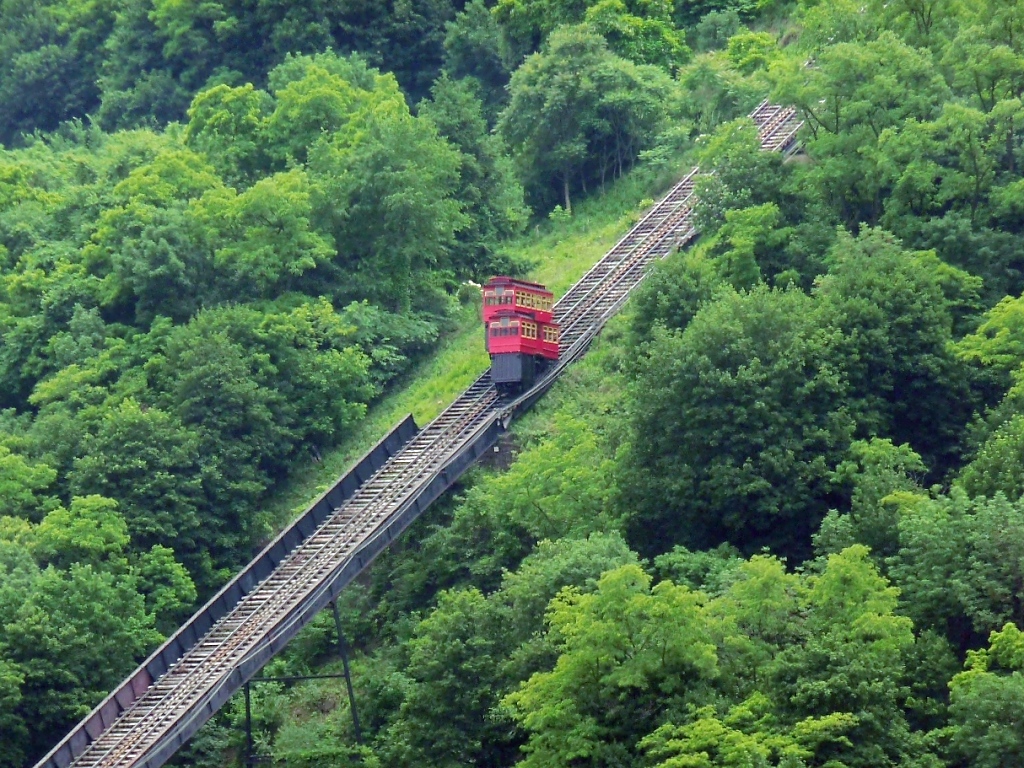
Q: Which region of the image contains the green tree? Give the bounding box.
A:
[584,0,690,70]
[624,286,852,557]
[495,532,640,654]
[443,0,511,118]
[0,656,25,768]
[0,563,160,763]
[814,438,926,561]
[957,292,1024,380]
[142,302,373,575]
[496,413,620,534]
[500,25,610,212]
[0,540,31,768]
[83,142,223,323]
[947,623,1024,767]
[955,287,1024,410]
[694,9,742,51]
[726,30,778,74]
[590,50,675,185]
[628,248,723,345]
[196,169,334,298]
[184,83,274,186]
[692,118,788,238]
[773,32,950,224]
[150,323,280,568]
[500,26,672,211]
[653,543,743,593]
[31,495,129,571]
[769,546,915,767]
[94,0,196,131]
[675,55,762,136]
[307,98,466,311]
[504,564,719,767]
[385,588,512,767]
[0,0,117,145]
[672,0,765,28]
[0,445,57,521]
[796,0,878,51]
[419,75,528,279]
[712,203,783,290]
[264,61,381,166]
[363,534,640,767]
[640,699,856,768]
[813,228,981,472]
[707,555,805,689]
[131,544,197,634]
[960,413,1024,500]
[944,28,1024,111]
[68,399,204,560]
[890,489,1024,641]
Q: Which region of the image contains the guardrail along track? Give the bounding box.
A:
[38,102,802,768]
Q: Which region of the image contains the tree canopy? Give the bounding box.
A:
[9,0,1024,766]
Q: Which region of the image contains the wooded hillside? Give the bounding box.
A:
[5,0,1024,766]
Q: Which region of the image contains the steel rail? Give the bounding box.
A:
[38,101,802,768]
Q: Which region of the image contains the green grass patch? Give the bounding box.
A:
[265,162,692,526]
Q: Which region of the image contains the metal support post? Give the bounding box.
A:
[332,600,362,744]
[244,681,254,767]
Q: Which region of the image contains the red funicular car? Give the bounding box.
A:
[482,277,560,391]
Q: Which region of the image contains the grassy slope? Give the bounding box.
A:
[265,165,688,526]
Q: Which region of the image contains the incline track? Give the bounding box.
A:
[42,103,802,768]
[751,100,804,153]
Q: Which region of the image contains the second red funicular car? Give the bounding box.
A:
[482,276,560,391]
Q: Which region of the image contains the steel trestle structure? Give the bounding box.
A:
[34,102,803,768]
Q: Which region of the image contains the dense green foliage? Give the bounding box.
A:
[9,0,1024,766]
[2,0,732,752]
[227,1,1024,766]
